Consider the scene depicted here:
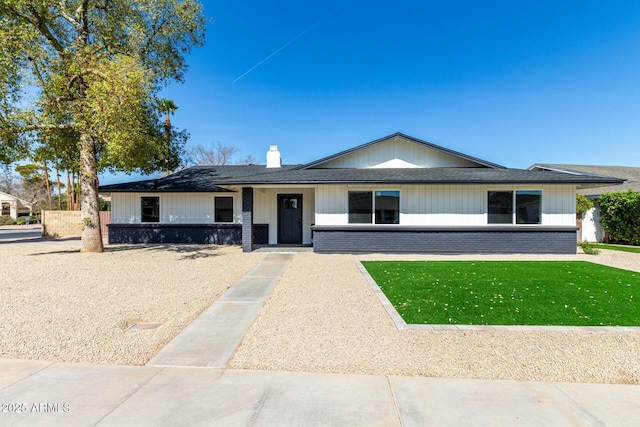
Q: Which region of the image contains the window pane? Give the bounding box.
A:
[348,191,372,224]
[215,197,234,222]
[516,191,541,224]
[141,197,160,223]
[488,191,513,224]
[282,198,298,209]
[375,190,399,224]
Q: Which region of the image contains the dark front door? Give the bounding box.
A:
[278,194,302,244]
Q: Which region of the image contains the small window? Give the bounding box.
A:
[348,191,372,224]
[215,197,234,222]
[375,190,400,224]
[141,197,160,223]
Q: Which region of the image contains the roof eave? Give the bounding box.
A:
[213,178,624,186]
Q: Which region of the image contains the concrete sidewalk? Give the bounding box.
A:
[1,358,639,426]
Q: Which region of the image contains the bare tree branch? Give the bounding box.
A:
[187,142,238,166]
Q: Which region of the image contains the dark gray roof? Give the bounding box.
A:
[100,165,625,191]
[98,166,292,192]
[529,164,640,196]
[210,167,623,186]
[298,132,507,170]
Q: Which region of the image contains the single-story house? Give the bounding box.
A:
[528,164,640,242]
[0,191,32,220]
[100,133,623,254]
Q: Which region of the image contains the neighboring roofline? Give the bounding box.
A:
[0,191,32,205]
[527,163,622,178]
[298,132,507,170]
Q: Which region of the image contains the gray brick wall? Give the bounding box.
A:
[108,224,241,244]
[312,226,578,254]
[242,187,254,252]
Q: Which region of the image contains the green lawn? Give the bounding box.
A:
[362,261,640,326]
[595,244,640,254]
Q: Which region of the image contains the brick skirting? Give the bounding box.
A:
[311,225,578,254]
[108,223,242,244]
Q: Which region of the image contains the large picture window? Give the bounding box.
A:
[141,197,160,223]
[348,190,400,224]
[488,190,541,224]
[215,197,234,222]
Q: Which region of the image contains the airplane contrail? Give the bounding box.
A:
[233,1,351,83]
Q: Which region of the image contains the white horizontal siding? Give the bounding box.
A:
[320,137,478,168]
[315,184,577,226]
[110,192,241,224]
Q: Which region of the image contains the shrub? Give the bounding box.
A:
[576,194,593,215]
[578,241,600,255]
[598,190,640,245]
[0,216,17,226]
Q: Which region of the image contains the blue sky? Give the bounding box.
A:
[103,0,640,184]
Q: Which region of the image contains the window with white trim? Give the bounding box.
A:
[488,190,541,224]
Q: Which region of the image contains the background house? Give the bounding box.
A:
[528,164,640,242]
[101,133,623,254]
[0,191,32,220]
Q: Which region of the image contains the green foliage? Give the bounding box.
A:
[577,241,600,255]
[99,197,111,211]
[363,261,640,326]
[576,194,593,215]
[0,1,205,172]
[598,191,640,245]
[0,215,17,226]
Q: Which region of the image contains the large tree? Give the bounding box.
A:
[0,1,205,252]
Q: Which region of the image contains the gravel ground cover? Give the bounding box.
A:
[0,241,264,365]
[231,250,640,384]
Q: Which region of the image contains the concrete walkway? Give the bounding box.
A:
[2,252,640,426]
[147,253,293,368]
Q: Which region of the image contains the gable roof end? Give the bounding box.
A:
[297,132,506,170]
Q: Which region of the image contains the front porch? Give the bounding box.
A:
[241,187,316,252]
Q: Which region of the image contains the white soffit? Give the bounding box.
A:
[368,158,421,168]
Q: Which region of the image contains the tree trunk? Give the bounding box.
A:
[72,173,78,210]
[164,115,171,176]
[55,160,62,210]
[43,159,52,210]
[79,131,103,253]
[66,171,71,210]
